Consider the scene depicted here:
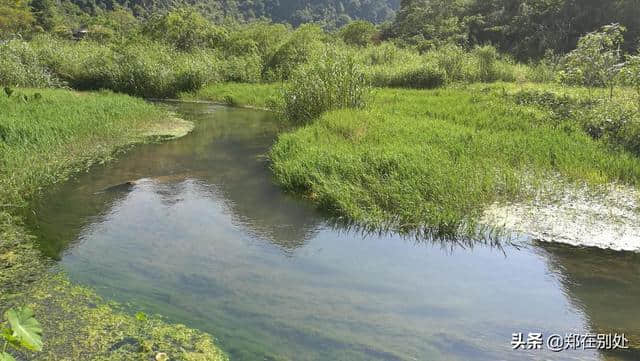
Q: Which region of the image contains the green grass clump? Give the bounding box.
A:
[282,49,369,124]
[386,64,446,89]
[1,36,221,98]
[515,89,640,155]
[0,40,63,88]
[270,86,640,236]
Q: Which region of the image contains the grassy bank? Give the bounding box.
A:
[180,82,282,109]
[189,82,640,237]
[0,88,226,361]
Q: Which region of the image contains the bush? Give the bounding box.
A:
[142,7,228,52]
[432,43,466,82]
[388,64,446,89]
[0,39,61,87]
[363,42,416,66]
[580,101,640,154]
[526,50,561,83]
[472,45,499,82]
[26,37,218,98]
[559,24,625,89]
[218,53,262,83]
[339,20,377,47]
[510,89,640,156]
[622,54,640,110]
[264,24,326,81]
[282,49,369,124]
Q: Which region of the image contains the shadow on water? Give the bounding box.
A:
[26,102,640,361]
[534,241,640,360]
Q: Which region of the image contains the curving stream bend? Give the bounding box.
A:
[28,103,640,361]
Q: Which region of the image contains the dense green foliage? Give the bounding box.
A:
[21,0,398,30]
[1,16,539,97]
[387,0,640,59]
[1,2,640,358]
[2,1,640,99]
[270,84,640,236]
[512,88,640,156]
[3,0,640,63]
[283,49,368,124]
[0,0,33,36]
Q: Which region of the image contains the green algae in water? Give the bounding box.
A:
[27,103,640,361]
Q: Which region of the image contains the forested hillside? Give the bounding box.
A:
[387,0,640,59]
[4,0,640,61]
[65,0,400,27]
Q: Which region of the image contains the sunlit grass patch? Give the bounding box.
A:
[270,86,640,236]
[0,88,179,209]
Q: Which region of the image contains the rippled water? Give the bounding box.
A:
[28,103,640,361]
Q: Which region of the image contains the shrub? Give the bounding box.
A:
[527,50,561,83]
[282,49,369,124]
[559,23,625,89]
[432,43,466,82]
[0,39,61,87]
[264,24,326,81]
[388,64,446,89]
[579,101,640,154]
[142,7,228,52]
[472,45,499,82]
[25,37,218,98]
[218,53,262,83]
[363,42,422,67]
[339,20,377,47]
[622,54,640,110]
[0,0,34,37]
[225,22,290,60]
[510,89,640,156]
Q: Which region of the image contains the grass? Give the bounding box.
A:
[0,88,227,360]
[181,82,283,108]
[0,88,173,209]
[271,86,640,236]
[191,82,640,237]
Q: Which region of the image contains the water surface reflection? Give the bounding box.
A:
[28,103,639,361]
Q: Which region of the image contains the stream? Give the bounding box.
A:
[27,103,640,361]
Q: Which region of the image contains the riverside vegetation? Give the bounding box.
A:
[2,1,640,359]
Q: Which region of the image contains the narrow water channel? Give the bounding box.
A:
[28,103,640,361]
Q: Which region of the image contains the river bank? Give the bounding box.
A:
[0,88,227,361]
[186,82,640,250]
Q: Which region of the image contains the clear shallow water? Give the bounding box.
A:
[28,103,640,361]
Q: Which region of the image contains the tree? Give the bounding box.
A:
[560,23,626,97]
[340,20,376,46]
[143,7,228,51]
[0,0,34,36]
[385,0,469,48]
[30,0,60,31]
